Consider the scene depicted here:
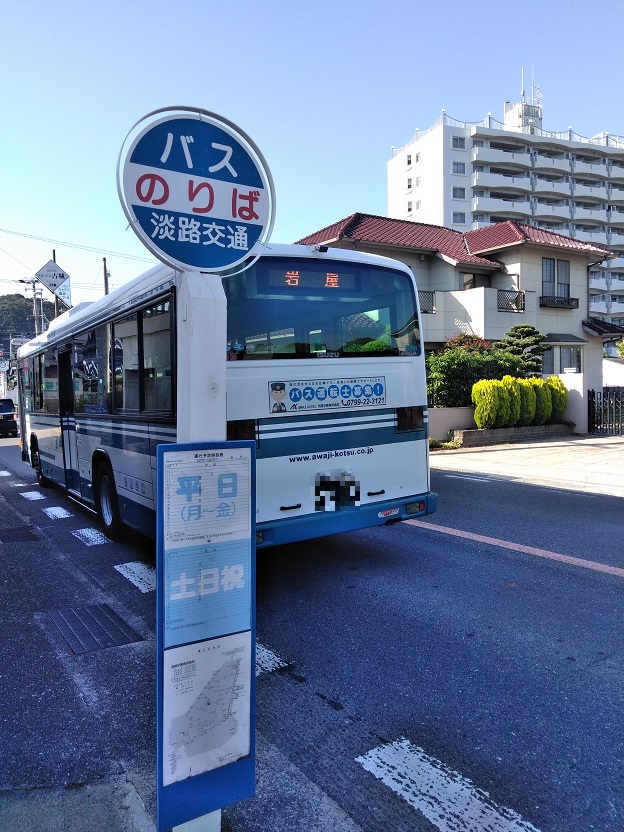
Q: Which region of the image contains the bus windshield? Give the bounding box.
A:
[222,257,420,359]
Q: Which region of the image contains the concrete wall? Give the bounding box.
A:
[560,372,587,433]
[428,406,476,440]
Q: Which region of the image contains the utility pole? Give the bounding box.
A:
[53,249,60,318]
[103,257,109,295]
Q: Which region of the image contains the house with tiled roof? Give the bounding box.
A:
[297,214,624,431]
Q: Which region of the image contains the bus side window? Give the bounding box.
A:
[142,301,172,412]
[73,326,112,414]
[43,349,59,414]
[113,315,139,410]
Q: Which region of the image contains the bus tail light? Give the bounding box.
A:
[227,419,258,444]
[406,501,426,514]
[396,406,424,431]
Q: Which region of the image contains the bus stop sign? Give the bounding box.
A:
[118,107,275,272]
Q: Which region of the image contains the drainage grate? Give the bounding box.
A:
[0,527,39,543]
[47,604,143,654]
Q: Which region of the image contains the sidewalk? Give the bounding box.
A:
[429,434,624,499]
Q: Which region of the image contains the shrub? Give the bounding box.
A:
[472,379,500,429]
[500,375,521,427]
[528,378,552,425]
[427,348,525,407]
[516,379,537,426]
[544,376,568,423]
[493,382,511,428]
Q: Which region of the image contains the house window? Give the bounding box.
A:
[407,201,412,213]
[407,178,412,189]
[414,200,421,211]
[452,136,466,149]
[414,176,421,188]
[453,212,466,224]
[453,187,466,199]
[452,161,466,174]
[560,346,582,373]
[407,155,411,166]
[542,257,570,298]
[542,348,554,375]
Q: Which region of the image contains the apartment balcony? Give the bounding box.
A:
[608,208,624,228]
[540,295,580,309]
[574,228,611,246]
[573,158,608,178]
[589,275,610,291]
[572,205,608,223]
[608,164,624,183]
[573,182,606,200]
[608,187,624,205]
[420,288,535,346]
[532,177,570,197]
[532,154,570,174]
[472,146,531,168]
[589,300,609,315]
[610,300,624,314]
[607,257,624,272]
[472,196,530,218]
[533,202,571,221]
[472,171,531,191]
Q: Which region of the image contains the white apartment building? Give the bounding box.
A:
[388,98,624,331]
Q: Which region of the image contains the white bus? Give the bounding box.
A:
[17,244,436,546]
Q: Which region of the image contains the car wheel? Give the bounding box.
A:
[95,462,123,540]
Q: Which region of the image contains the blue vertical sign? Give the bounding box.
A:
[118,107,275,272]
[156,441,256,831]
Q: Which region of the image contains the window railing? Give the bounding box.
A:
[418,290,436,314]
[540,296,579,309]
[497,290,525,312]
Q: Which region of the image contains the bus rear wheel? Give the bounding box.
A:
[95,462,123,540]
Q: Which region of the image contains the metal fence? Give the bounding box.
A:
[588,389,624,435]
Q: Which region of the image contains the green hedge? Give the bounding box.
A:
[470,376,566,429]
[545,376,568,422]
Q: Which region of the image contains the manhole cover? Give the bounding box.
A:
[47,604,143,654]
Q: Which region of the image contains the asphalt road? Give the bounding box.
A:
[0,438,622,832]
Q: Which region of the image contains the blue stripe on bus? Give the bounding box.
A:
[258,426,425,459]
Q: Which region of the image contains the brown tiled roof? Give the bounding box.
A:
[465,221,613,258]
[295,213,499,267]
[582,317,624,337]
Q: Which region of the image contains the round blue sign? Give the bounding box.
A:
[118,107,275,272]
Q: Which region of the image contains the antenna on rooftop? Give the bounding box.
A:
[521,66,525,102]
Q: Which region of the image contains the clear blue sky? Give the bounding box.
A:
[2,0,622,303]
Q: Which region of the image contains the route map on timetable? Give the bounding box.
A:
[163,631,252,786]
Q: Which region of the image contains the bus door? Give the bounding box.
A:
[58,349,80,493]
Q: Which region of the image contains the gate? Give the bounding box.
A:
[588,389,624,435]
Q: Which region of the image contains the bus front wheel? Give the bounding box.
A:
[95,462,123,540]
[32,443,51,488]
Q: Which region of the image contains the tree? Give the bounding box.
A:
[493,324,549,375]
[0,294,55,344]
[617,340,624,359]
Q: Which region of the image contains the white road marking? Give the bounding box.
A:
[42,506,73,519]
[256,643,289,676]
[356,738,541,832]
[20,491,46,501]
[442,474,494,482]
[114,561,157,593]
[71,528,110,546]
[0,470,11,477]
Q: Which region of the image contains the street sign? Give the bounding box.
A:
[156,440,256,832]
[118,107,275,273]
[35,260,72,307]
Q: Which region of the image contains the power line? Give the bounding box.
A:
[0,227,154,263]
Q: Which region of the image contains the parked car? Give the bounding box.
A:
[0,399,17,437]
